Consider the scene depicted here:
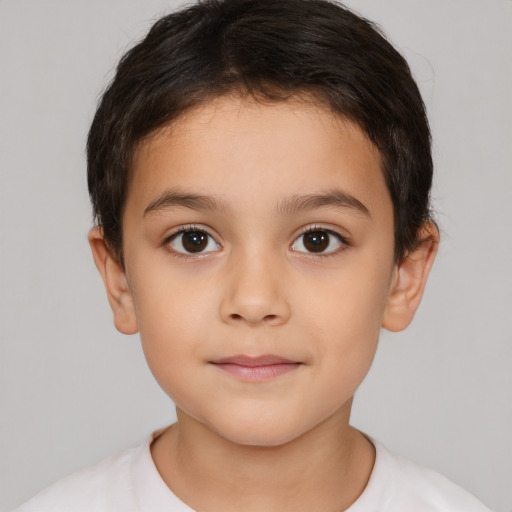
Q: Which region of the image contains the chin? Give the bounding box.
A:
[205,410,313,448]
[223,430,295,448]
[220,429,302,448]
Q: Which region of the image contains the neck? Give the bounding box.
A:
[151,403,375,512]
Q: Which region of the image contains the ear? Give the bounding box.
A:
[382,222,439,332]
[88,226,138,335]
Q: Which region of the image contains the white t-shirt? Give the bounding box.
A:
[13,432,491,512]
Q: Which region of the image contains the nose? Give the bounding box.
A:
[218,248,291,327]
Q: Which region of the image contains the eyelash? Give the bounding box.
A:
[293,225,351,260]
[163,224,351,260]
[163,225,218,260]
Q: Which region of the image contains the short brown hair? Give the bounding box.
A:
[87,0,433,265]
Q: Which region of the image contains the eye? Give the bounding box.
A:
[291,228,346,255]
[167,228,220,255]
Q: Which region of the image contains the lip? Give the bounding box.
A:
[210,355,302,382]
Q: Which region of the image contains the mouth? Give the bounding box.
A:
[209,355,302,382]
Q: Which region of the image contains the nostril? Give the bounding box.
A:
[227,313,279,325]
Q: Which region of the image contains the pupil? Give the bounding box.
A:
[183,231,207,252]
[304,231,328,252]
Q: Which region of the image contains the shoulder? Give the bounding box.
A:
[351,439,492,512]
[12,443,140,512]
[387,449,491,511]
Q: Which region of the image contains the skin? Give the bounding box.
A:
[90,95,438,511]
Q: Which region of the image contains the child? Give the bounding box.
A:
[13,0,492,510]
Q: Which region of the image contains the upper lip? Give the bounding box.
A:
[211,355,300,366]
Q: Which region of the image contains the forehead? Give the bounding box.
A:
[128,95,390,220]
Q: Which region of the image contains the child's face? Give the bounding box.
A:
[119,96,398,446]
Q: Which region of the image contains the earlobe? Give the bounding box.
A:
[88,227,138,335]
[382,222,439,332]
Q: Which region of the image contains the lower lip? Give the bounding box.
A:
[212,362,301,382]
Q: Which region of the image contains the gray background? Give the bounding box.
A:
[0,0,510,510]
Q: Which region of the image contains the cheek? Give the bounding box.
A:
[300,288,382,408]
[130,270,215,376]
[295,258,392,387]
[300,263,390,341]
[133,258,217,331]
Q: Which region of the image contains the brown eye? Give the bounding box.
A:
[184,231,207,252]
[303,231,329,252]
[168,229,220,255]
[291,229,344,255]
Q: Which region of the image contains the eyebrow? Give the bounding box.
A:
[144,191,232,216]
[276,190,370,218]
[143,189,370,218]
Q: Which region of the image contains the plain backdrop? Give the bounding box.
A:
[1,0,511,510]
